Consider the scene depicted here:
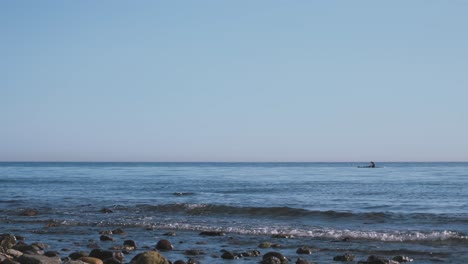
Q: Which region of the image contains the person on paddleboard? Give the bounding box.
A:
[369,161,376,168]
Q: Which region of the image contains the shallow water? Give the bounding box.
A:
[1,162,467,263]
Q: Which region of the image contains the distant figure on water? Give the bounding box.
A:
[369,161,376,168]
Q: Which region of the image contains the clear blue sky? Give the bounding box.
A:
[1,1,467,162]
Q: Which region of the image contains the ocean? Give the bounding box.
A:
[1,162,467,263]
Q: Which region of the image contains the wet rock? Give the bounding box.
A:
[100,235,114,242]
[295,258,311,264]
[1,234,17,251]
[130,251,170,264]
[89,249,124,263]
[17,254,61,264]
[363,255,399,264]
[79,257,104,264]
[6,249,23,258]
[272,234,294,239]
[392,256,413,262]
[99,231,113,235]
[3,259,21,264]
[163,232,176,237]
[263,252,288,264]
[199,231,225,236]
[13,244,44,255]
[103,258,123,264]
[259,242,272,248]
[240,250,261,257]
[123,240,137,249]
[0,253,8,263]
[87,242,100,249]
[184,250,205,256]
[111,229,125,235]
[186,258,200,264]
[221,251,238,260]
[333,253,355,261]
[173,260,186,264]
[155,240,173,251]
[19,209,39,217]
[32,243,49,250]
[63,261,87,264]
[100,208,113,214]
[69,252,89,260]
[44,251,60,257]
[296,247,312,254]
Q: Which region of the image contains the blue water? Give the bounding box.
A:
[1,162,467,263]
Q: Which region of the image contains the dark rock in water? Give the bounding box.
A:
[155,240,173,251]
[392,256,413,262]
[259,242,272,248]
[17,254,61,264]
[89,249,124,263]
[221,251,238,260]
[263,252,288,264]
[13,244,44,255]
[184,250,205,256]
[272,234,294,239]
[44,251,60,257]
[333,253,355,261]
[99,231,113,235]
[295,258,311,264]
[130,251,170,264]
[296,247,312,254]
[112,229,125,235]
[186,258,200,264]
[123,240,137,249]
[19,209,39,216]
[63,261,87,264]
[173,260,186,264]
[100,208,113,214]
[69,252,89,260]
[163,232,176,237]
[342,237,352,242]
[32,242,49,250]
[79,257,103,264]
[199,231,225,236]
[87,242,100,249]
[1,234,17,251]
[240,250,261,257]
[364,255,399,264]
[100,235,114,242]
[103,257,123,264]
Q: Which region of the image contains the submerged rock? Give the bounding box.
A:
[19,209,39,217]
[392,256,413,262]
[199,231,225,236]
[99,235,114,242]
[263,252,288,264]
[130,251,170,264]
[296,247,312,254]
[333,253,355,261]
[17,254,61,264]
[89,249,124,263]
[79,257,103,264]
[155,240,173,251]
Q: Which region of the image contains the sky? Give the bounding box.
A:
[1,1,467,162]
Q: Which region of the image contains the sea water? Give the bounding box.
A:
[1,162,467,263]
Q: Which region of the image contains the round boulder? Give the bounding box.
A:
[130,251,170,264]
[155,240,173,251]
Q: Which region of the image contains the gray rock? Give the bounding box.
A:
[19,209,39,217]
[295,258,311,264]
[392,256,413,262]
[221,251,238,259]
[99,235,114,242]
[130,251,170,264]
[199,231,225,236]
[123,240,137,249]
[6,249,23,258]
[333,253,355,261]
[0,234,17,252]
[17,254,61,264]
[296,247,312,254]
[89,249,124,263]
[263,252,288,264]
[155,240,173,251]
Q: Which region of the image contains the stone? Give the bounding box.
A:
[79,257,104,264]
[392,256,413,262]
[17,254,61,264]
[296,247,312,254]
[19,209,39,216]
[155,240,173,251]
[221,251,238,259]
[89,249,124,263]
[100,235,114,242]
[130,251,170,264]
[263,252,288,264]
[0,234,17,252]
[186,258,200,264]
[6,249,23,258]
[63,261,87,264]
[3,259,21,264]
[240,250,261,257]
[44,251,60,257]
[163,232,176,237]
[123,240,137,249]
[173,261,186,264]
[184,250,205,256]
[111,229,125,235]
[295,258,311,264]
[69,252,89,260]
[333,253,355,261]
[199,231,225,236]
[103,258,123,264]
[366,255,399,264]
[271,234,294,239]
[259,242,272,248]
[100,208,113,214]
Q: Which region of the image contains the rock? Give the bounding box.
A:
[6,249,23,258]
[31,243,49,250]
[173,261,186,264]
[100,208,113,214]
[99,231,113,235]
[103,258,124,264]
[186,258,200,264]
[259,242,272,248]
[79,257,104,264]
[44,251,60,257]
[69,252,89,260]
[295,258,311,264]
[19,209,39,216]
[199,231,225,236]
[17,254,61,264]
[100,235,114,242]
[184,250,205,256]
[155,240,173,251]
[163,232,176,237]
[130,251,170,264]
[123,240,137,249]
[63,261,87,264]
[392,256,413,262]
[333,253,355,261]
[3,259,21,264]
[0,234,17,252]
[296,247,312,254]
[89,249,124,263]
[272,234,294,239]
[13,244,44,255]
[111,229,125,235]
[365,255,399,264]
[221,251,238,259]
[263,252,288,264]
[240,250,261,257]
